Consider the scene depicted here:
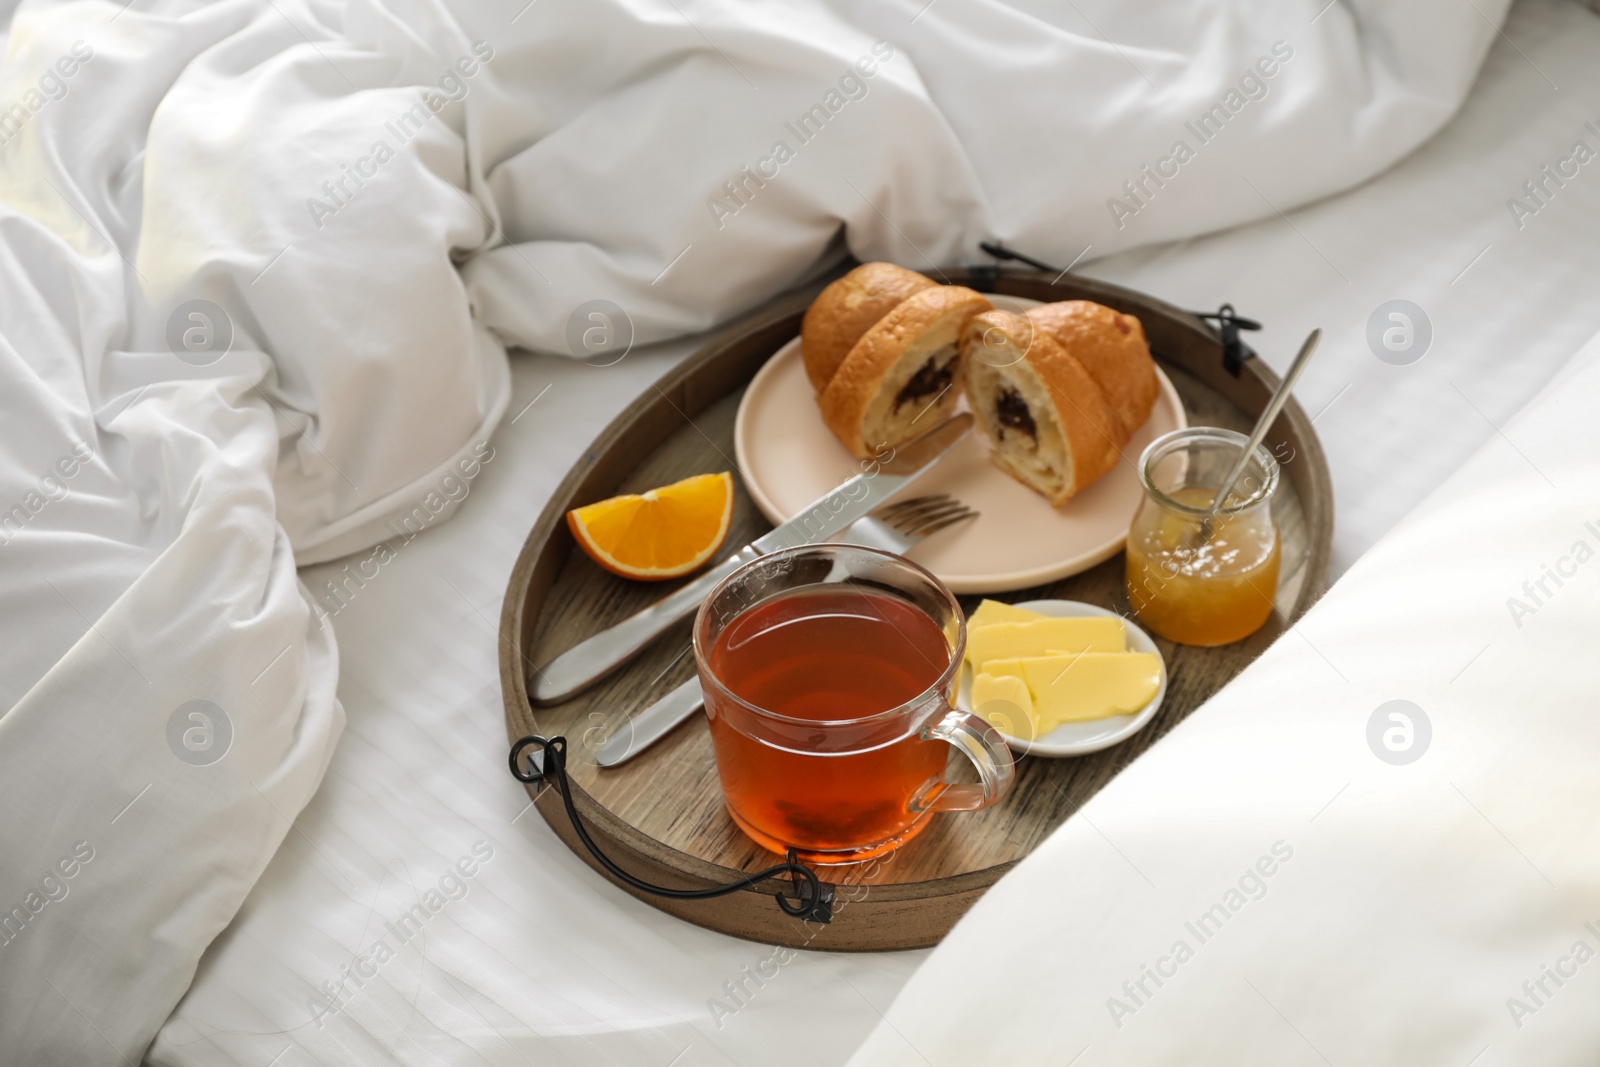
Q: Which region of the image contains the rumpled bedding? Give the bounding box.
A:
[0,0,1508,1060]
[846,329,1600,1067]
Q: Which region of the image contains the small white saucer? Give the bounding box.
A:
[956,599,1167,758]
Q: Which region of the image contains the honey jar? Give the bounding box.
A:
[1125,428,1281,646]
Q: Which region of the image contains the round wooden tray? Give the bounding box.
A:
[499,267,1333,951]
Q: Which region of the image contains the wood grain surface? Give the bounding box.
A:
[500,267,1334,950]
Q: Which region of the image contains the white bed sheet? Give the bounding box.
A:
[846,309,1600,1067]
[150,2,1600,1064]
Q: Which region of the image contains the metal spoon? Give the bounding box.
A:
[1196,327,1322,542]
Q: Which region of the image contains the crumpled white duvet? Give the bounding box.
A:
[0,0,1507,1060]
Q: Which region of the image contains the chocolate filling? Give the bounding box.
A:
[894,357,955,411]
[995,387,1037,440]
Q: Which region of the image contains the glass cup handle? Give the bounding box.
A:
[914,708,1016,814]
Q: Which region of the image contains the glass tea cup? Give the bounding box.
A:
[1125,427,1282,646]
[693,544,1014,865]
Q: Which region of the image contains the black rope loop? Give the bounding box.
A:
[978,240,1060,274]
[979,240,1263,378]
[509,735,833,924]
[1192,303,1263,332]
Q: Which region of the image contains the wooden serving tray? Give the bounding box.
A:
[500,267,1333,951]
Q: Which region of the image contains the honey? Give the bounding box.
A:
[1125,429,1282,647]
[1126,488,1279,645]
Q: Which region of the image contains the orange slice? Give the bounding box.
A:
[567,472,734,580]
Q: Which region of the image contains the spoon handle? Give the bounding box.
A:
[1207,327,1322,517]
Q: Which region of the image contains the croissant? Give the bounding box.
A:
[960,310,1122,505]
[801,264,1157,502]
[811,271,992,459]
[1024,301,1158,443]
[801,262,937,395]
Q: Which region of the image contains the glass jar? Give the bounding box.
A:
[1124,427,1281,646]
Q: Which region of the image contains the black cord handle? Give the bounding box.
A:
[978,241,1261,377]
[978,240,1061,273]
[509,735,833,924]
[1191,304,1260,376]
[1192,304,1262,332]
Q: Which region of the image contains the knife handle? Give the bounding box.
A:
[530,548,755,704]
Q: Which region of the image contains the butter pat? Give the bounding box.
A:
[971,673,1034,736]
[976,653,1103,682]
[966,616,1126,670]
[973,656,1040,682]
[963,603,1161,739]
[967,599,1045,630]
[1019,652,1162,725]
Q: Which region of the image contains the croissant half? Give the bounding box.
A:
[1024,301,1158,441]
[960,310,1122,505]
[816,283,993,459]
[801,262,937,395]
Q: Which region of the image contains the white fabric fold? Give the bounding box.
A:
[846,334,1600,1065]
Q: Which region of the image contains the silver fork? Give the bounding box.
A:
[593,494,979,767]
[835,494,978,554]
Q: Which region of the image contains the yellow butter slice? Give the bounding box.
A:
[1018,652,1161,725]
[975,656,1033,682]
[966,616,1126,671]
[981,652,1114,678]
[967,599,1046,630]
[971,673,1035,738]
[977,651,1140,683]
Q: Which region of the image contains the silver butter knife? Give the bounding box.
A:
[594,495,979,768]
[530,412,973,705]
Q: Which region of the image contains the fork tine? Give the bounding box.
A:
[865,493,978,541]
[881,506,953,534]
[885,495,957,517]
[894,503,960,529]
[910,509,979,538]
[875,504,950,531]
[874,494,951,520]
[894,503,978,536]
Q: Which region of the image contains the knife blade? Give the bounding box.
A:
[531,412,972,704]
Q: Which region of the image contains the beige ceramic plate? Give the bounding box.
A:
[733,296,1187,593]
